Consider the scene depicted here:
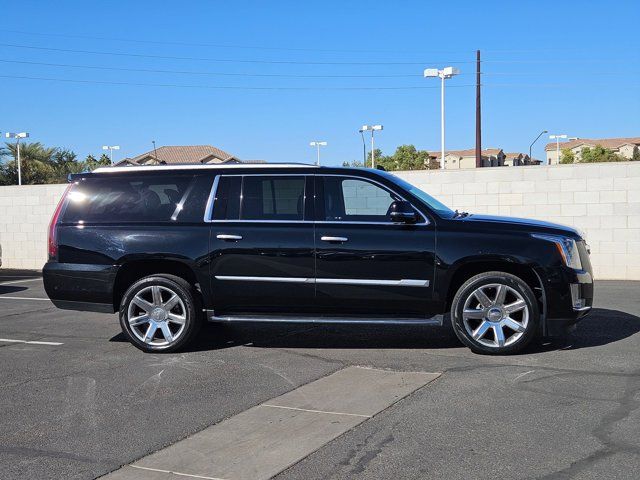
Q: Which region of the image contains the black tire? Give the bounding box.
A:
[451,271,539,355]
[119,274,202,353]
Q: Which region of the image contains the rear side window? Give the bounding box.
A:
[212,175,306,221]
[62,174,212,223]
[241,176,305,221]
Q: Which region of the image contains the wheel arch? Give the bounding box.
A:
[445,259,546,322]
[113,259,201,311]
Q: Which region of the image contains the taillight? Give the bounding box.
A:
[48,183,74,260]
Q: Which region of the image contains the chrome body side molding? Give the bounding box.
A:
[214,276,429,287]
[215,275,315,284]
[206,312,444,326]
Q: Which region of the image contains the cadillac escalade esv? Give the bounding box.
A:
[43,164,593,354]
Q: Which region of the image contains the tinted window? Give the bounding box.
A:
[241,176,305,221]
[62,174,209,223]
[212,176,241,220]
[321,176,399,222]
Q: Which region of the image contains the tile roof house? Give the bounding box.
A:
[545,137,640,164]
[114,145,242,166]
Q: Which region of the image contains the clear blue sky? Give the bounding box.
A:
[1,0,638,165]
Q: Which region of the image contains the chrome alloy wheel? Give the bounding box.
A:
[462,283,529,348]
[127,285,187,347]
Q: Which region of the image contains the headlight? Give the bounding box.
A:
[532,234,583,270]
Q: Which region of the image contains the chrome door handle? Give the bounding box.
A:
[216,234,243,241]
[320,236,348,242]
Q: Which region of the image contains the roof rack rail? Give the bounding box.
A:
[92,162,318,174]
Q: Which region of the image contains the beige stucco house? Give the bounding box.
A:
[545,137,640,164]
[429,148,505,169]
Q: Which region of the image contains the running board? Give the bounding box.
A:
[206,312,443,326]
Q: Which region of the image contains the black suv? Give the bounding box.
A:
[43,164,593,354]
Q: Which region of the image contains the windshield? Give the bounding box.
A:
[376,171,455,217]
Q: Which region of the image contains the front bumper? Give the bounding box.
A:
[541,267,594,336]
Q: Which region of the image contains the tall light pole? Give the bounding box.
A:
[529,130,548,163]
[358,129,366,165]
[102,145,120,164]
[361,125,383,168]
[309,141,327,166]
[5,132,29,185]
[424,66,460,169]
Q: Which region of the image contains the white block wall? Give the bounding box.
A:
[0,184,68,270]
[0,162,638,279]
[396,161,640,280]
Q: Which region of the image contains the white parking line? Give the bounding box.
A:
[0,278,41,285]
[130,465,229,480]
[0,296,50,301]
[261,404,372,418]
[0,338,63,346]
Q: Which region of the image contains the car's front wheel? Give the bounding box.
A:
[119,274,202,353]
[451,271,539,355]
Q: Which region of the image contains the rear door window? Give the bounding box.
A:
[62,174,210,223]
[241,176,305,221]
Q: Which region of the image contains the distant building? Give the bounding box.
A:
[545,137,640,164]
[504,152,542,166]
[114,145,242,166]
[429,148,506,169]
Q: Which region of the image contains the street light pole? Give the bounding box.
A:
[358,129,366,165]
[440,73,445,168]
[309,141,327,166]
[5,132,29,185]
[424,67,461,169]
[360,125,383,168]
[102,145,120,164]
[529,130,548,163]
[549,134,568,164]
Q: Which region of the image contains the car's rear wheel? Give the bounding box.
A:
[451,271,539,355]
[119,274,202,353]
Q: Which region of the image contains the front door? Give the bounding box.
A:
[209,174,316,316]
[314,174,437,317]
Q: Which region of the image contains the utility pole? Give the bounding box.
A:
[475,50,482,168]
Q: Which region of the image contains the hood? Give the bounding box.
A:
[457,214,581,238]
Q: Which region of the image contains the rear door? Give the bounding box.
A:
[313,174,438,317]
[208,174,316,316]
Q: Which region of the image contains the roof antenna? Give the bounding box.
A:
[152,140,159,164]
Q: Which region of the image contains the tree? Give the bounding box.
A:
[560,148,575,164]
[84,153,112,171]
[632,146,640,161]
[580,145,625,163]
[343,145,436,171]
[0,142,58,185]
[0,142,110,185]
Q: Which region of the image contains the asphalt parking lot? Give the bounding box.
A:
[1,270,639,480]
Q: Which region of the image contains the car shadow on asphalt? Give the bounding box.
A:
[0,285,28,295]
[109,308,640,355]
[527,308,640,353]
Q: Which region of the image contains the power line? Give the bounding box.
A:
[0,59,421,78]
[0,74,635,90]
[0,29,477,55]
[0,43,474,66]
[1,59,635,78]
[0,74,478,90]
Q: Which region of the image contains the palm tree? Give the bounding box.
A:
[0,142,58,185]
